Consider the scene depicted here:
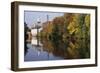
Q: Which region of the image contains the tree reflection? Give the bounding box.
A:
[24,31,90,59]
[40,37,90,59]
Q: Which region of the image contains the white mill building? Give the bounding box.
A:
[31,18,42,37]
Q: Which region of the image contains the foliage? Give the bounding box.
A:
[38,13,90,59]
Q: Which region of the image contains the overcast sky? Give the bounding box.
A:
[24,11,64,28]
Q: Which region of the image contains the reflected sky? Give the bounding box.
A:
[24,43,63,61]
[24,11,64,28]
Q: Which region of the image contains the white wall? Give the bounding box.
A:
[0,0,99,73]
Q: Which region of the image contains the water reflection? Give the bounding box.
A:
[24,37,90,61]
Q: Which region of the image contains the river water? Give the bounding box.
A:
[24,37,90,61]
[24,37,64,61]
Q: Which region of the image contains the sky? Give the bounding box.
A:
[24,11,64,28]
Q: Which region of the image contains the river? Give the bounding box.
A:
[24,36,90,61]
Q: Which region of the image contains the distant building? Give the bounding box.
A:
[31,29,37,37]
[42,21,52,28]
[31,23,42,37]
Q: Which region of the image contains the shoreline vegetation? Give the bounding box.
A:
[25,13,90,59]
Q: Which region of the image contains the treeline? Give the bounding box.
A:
[38,13,90,58]
[39,13,90,42]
